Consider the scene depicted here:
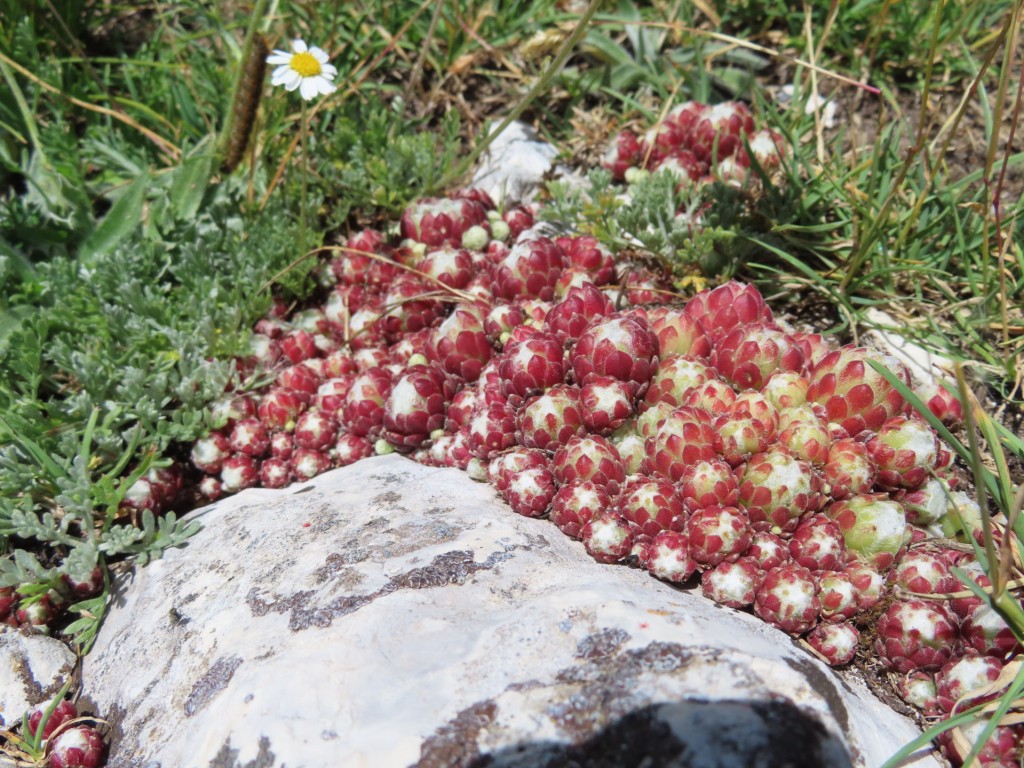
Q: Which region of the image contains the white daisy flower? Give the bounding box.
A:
[267,39,337,101]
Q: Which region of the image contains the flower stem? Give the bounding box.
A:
[300,98,308,259]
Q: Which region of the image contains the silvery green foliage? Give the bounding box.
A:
[615,169,699,260]
[0,198,306,640]
[100,511,201,567]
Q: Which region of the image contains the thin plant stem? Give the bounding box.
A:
[300,99,308,260]
[437,0,604,192]
[0,49,180,160]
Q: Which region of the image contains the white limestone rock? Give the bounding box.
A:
[472,120,559,206]
[864,308,956,386]
[0,628,77,727]
[82,455,940,768]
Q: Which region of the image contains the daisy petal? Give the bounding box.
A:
[320,63,338,79]
[284,71,302,91]
[310,47,328,63]
[271,64,293,84]
[316,77,336,97]
[292,39,307,53]
[299,77,318,101]
[266,51,292,65]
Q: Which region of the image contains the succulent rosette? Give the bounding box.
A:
[738,447,826,536]
[754,564,820,635]
[382,364,456,448]
[615,475,686,538]
[684,280,773,341]
[825,493,910,571]
[516,384,587,451]
[552,434,626,492]
[415,246,476,289]
[746,531,791,571]
[467,402,518,459]
[549,481,611,539]
[787,514,846,572]
[638,529,697,583]
[863,415,943,490]
[678,458,740,511]
[572,313,660,398]
[874,599,960,673]
[710,322,805,391]
[582,511,636,564]
[806,622,860,666]
[897,671,941,716]
[939,719,1023,768]
[960,601,1024,658]
[701,558,759,608]
[642,354,716,410]
[400,195,491,248]
[688,505,753,569]
[491,237,567,302]
[293,409,338,451]
[28,699,78,740]
[502,465,559,518]
[681,378,737,415]
[542,283,616,345]
[646,406,719,482]
[47,725,107,768]
[428,302,493,382]
[806,345,911,436]
[935,655,1004,714]
[603,129,643,180]
[580,376,635,434]
[487,447,549,493]
[341,366,394,437]
[556,235,617,286]
[816,571,860,622]
[890,549,960,595]
[821,438,876,501]
[647,306,712,359]
[498,332,567,403]
[689,101,755,162]
[760,371,810,411]
[713,396,779,466]
[775,406,832,467]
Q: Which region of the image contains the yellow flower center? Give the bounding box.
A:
[291,51,322,78]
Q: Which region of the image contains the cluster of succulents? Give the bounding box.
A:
[1,567,103,634]
[174,177,1018,764]
[0,698,106,768]
[602,100,785,189]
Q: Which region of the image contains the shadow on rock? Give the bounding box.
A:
[452,699,854,768]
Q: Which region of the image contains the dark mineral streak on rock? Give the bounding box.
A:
[551,639,694,740]
[11,647,75,709]
[315,550,370,580]
[415,700,498,768]
[393,550,477,588]
[784,654,851,736]
[184,655,243,717]
[369,471,414,489]
[370,490,404,509]
[575,627,630,660]
[246,546,522,631]
[207,735,277,768]
[98,702,128,765]
[427,637,851,768]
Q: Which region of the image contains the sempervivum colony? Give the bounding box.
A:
[151,104,1008,765]
[602,100,786,188]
